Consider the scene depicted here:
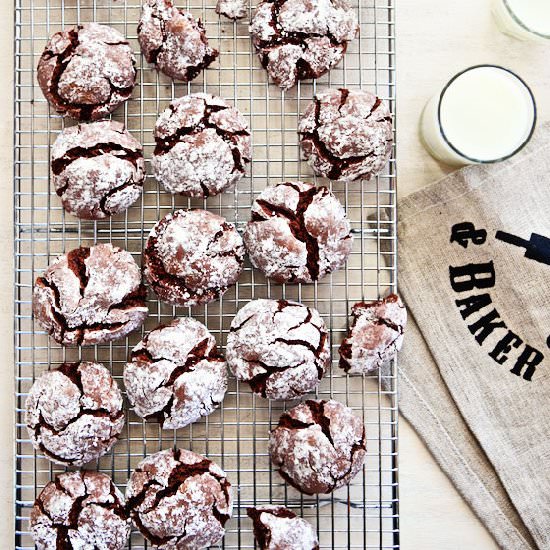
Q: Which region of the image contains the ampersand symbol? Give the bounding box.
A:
[450,222,487,249]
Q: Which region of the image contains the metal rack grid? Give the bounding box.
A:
[14,0,398,548]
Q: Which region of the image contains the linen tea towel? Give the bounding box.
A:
[396,123,550,549]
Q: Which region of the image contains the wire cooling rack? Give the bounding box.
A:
[14,0,398,547]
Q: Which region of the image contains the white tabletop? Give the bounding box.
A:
[2,0,549,547]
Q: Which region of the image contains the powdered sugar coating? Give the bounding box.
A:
[250,0,358,90]
[143,209,245,307]
[339,294,407,374]
[269,399,366,494]
[244,181,353,283]
[226,299,330,400]
[26,362,124,466]
[216,0,248,19]
[32,243,148,346]
[126,448,233,549]
[124,318,228,429]
[37,23,136,121]
[31,471,130,550]
[51,120,144,220]
[138,0,218,82]
[298,88,393,182]
[247,506,319,550]
[152,93,251,197]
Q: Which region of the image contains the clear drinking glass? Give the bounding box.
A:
[492,0,550,43]
[419,65,537,166]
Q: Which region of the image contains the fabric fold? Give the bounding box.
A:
[395,123,550,549]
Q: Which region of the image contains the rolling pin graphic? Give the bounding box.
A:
[495,230,550,266]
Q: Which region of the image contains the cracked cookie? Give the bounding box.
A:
[247,506,319,550]
[244,182,353,283]
[126,448,233,549]
[33,243,148,346]
[298,88,393,182]
[37,23,136,121]
[138,0,218,82]
[124,318,227,429]
[51,120,145,220]
[226,299,330,400]
[143,209,245,307]
[31,471,130,550]
[26,361,124,466]
[339,294,406,374]
[269,399,366,494]
[152,93,251,197]
[216,0,248,20]
[249,0,358,90]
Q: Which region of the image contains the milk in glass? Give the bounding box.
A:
[420,66,536,165]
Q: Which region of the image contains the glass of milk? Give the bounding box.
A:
[492,0,550,42]
[420,65,537,166]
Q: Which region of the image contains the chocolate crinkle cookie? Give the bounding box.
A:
[33,243,148,346]
[138,0,218,82]
[216,0,248,20]
[51,120,145,220]
[226,299,330,400]
[26,361,124,466]
[244,181,353,283]
[143,209,245,307]
[31,471,130,550]
[247,506,319,550]
[339,294,407,374]
[152,93,251,197]
[37,23,136,121]
[269,399,366,494]
[124,318,227,429]
[298,88,393,182]
[250,0,358,90]
[126,448,233,549]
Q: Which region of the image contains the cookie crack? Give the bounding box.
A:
[140,6,218,81]
[35,475,126,549]
[253,184,320,280]
[34,276,70,342]
[331,430,366,485]
[258,0,343,50]
[377,316,404,334]
[66,247,90,297]
[43,27,134,121]
[138,9,167,66]
[275,401,366,493]
[107,284,148,314]
[34,275,140,345]
[254,0,347,84]
[246,358,306,397]
[135,338,224,425]
[304,399,334,446]
[126,450,230,544]
[31,365,124,465]
[299,95,368,180]
[52,142,143,176]
[42,26,81,116]
[98,178,143,216]
[153,99,250,179]
[230,313,255,332]
[144,217,240,305]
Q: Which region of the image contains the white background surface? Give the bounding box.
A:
[2,0,549,547]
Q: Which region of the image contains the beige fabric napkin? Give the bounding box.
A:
[394,123,550,549]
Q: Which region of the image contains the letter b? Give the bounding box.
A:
[449,261,495,292]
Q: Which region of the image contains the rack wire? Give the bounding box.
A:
[14,0,398,547]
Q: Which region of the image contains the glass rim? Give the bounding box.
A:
[501,0,550,40]
[437,64,537,164]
